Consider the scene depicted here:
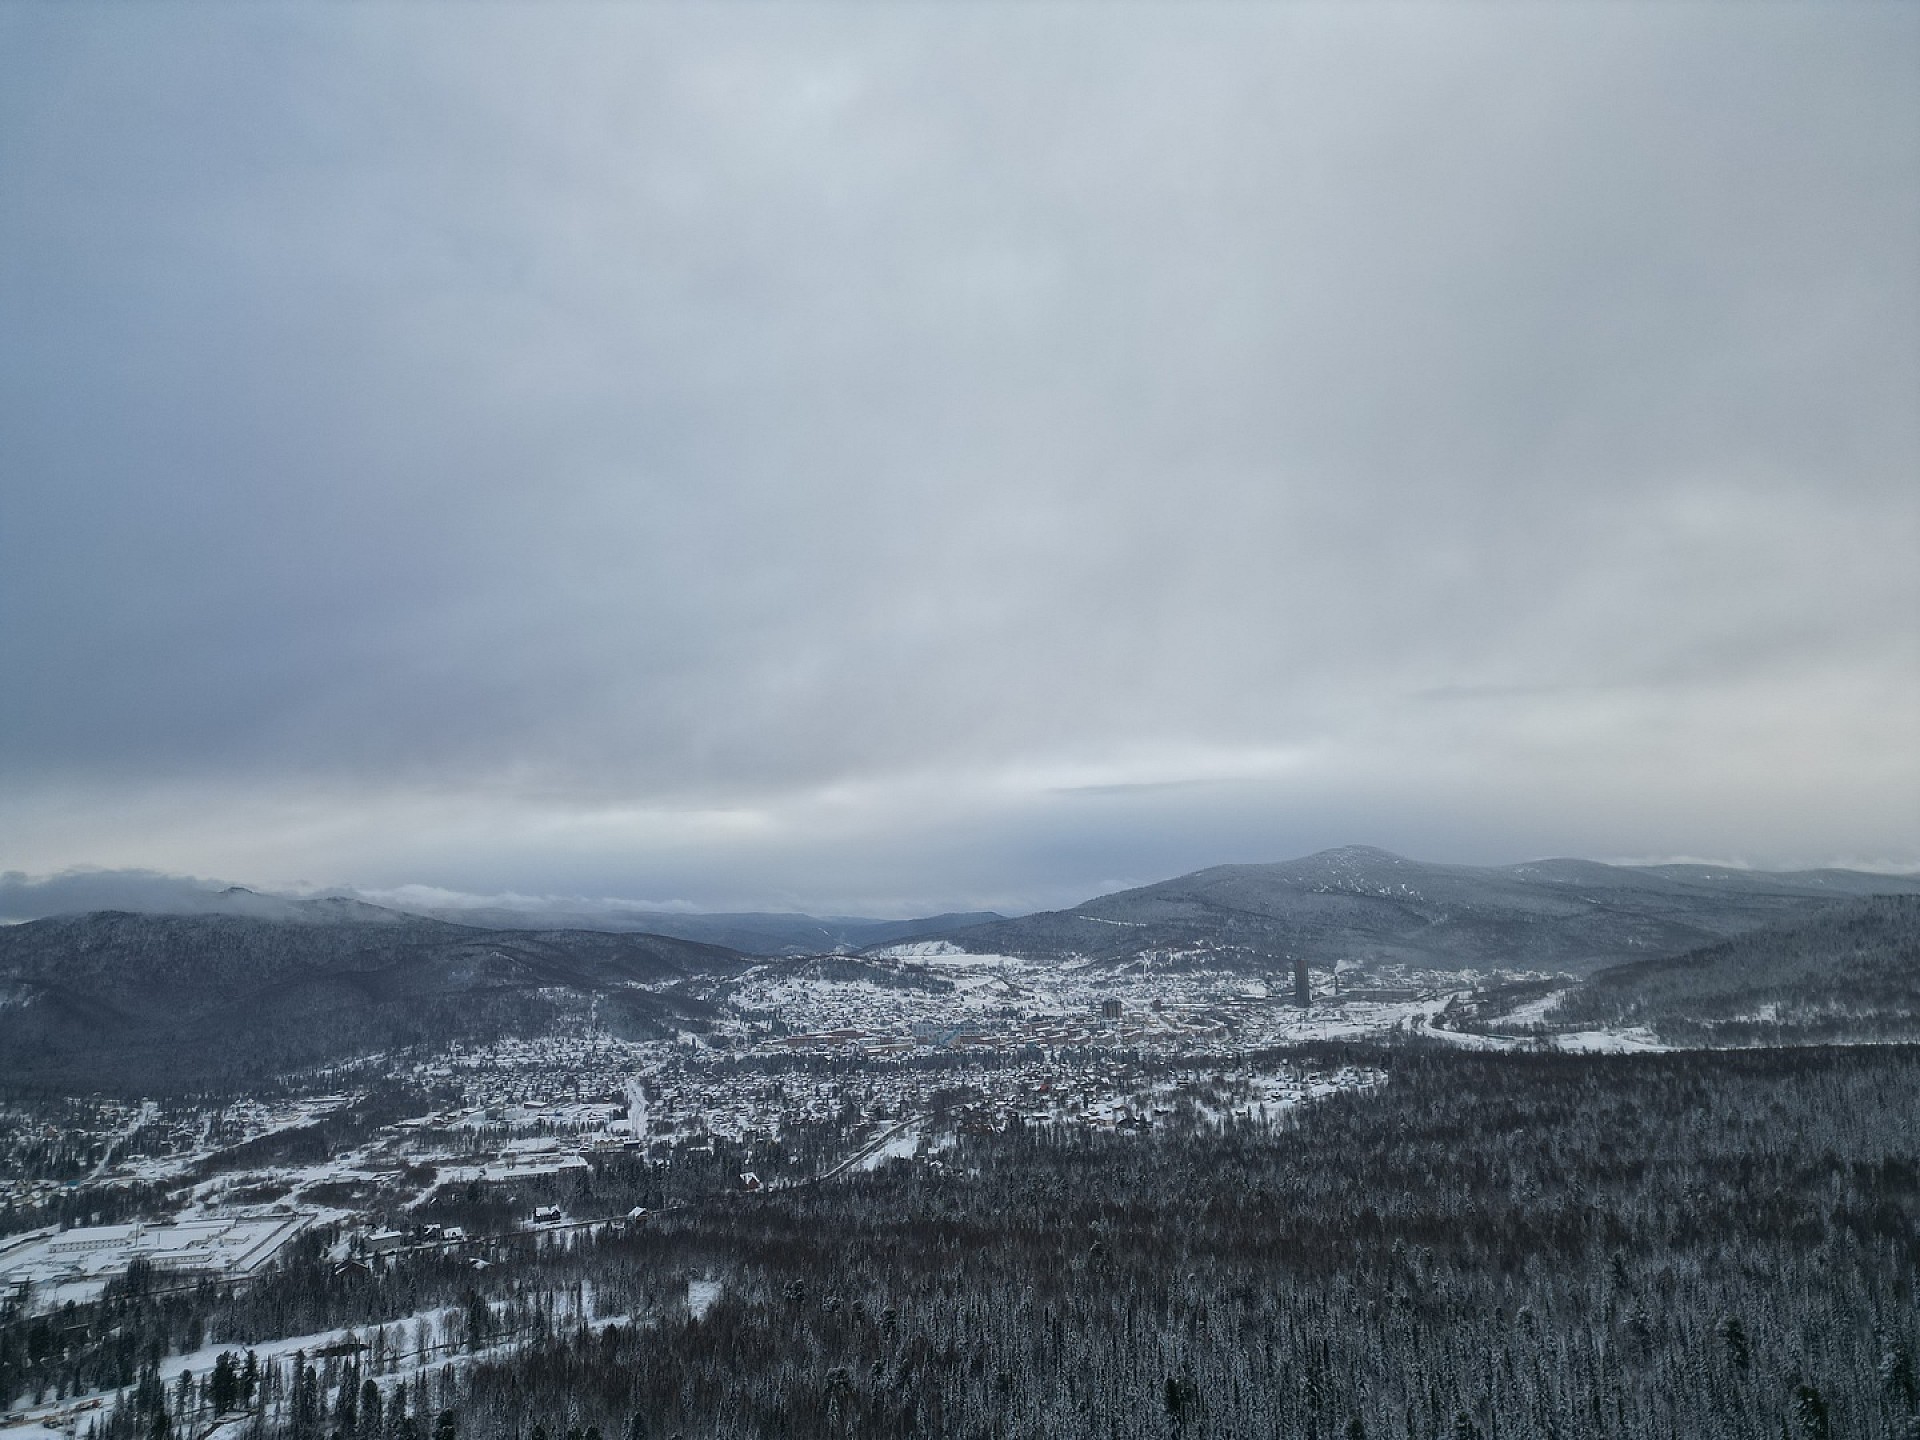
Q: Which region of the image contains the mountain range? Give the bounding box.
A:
[932,845,1920,975]
[0,871,1001,957]
[397,907,1007,955]
[1548,893,1920,1045]
[3,847,1915,1091]
[0,910,744,1092]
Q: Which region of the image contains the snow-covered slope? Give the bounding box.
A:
[933,846,1920,976]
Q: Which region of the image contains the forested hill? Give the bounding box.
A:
[938,845,1920,975]
[397,908,1009,956]
[0,911,747,1094]
[1554,893,1920,1045]
[45,1046,1918,1440]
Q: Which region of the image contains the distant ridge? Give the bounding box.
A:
[929,847,1920,976]
[388,907,1009,956]
[0,910,746,1092]
[1554,894,1920,1044]
[3,848,1916,1092]
[0,871,1001,957]
[8,851,1915,969]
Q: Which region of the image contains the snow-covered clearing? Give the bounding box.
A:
[1553,1028,1669,1054]
[1500,989,1570,1026]
[1,1285,648,1440]
[855,1128,920,1171]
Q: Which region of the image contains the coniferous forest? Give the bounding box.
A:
[18,1044,1918,1440]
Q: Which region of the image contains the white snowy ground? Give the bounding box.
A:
[1551,1028,1669,1053]
[855,1129,920,1171]
[116,1096,357,1187]
[1411,1009,1670,1054]
[2,1282,649,1440]
[1499,989,1572,1027]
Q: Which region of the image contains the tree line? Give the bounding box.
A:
[5,1044,1915,1439]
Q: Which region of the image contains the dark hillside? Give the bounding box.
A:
[1554,894,1920,1044]
[0,912,747,1093]
[393,908,1008,954]
[942,845,1920,975]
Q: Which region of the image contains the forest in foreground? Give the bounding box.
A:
[23,1044,1920,1440]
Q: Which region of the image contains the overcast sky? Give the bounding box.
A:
[2,3,1915,916]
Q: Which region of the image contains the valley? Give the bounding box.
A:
[2,849,1916,1440]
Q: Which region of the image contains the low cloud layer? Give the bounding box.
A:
[0,868,701,926]
[0,869,241,923]
[2,5,1914,911]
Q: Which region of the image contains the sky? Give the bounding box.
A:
[2,3,1916,918]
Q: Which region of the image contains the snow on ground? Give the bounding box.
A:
[737,943,1458,1059]
[2,1416,82,1440]
[1500,989,1571,1027]
[2,1306,456,1438]
[114,1097,359,1186]
[625,1079,650,1144]
[855,1128,920,1171]
[1554,1028,1669,1053]
[876,944,1024,970]
[1415,1024,1526,1051]
[1414,1016,1670,1054]
[687,1278,723,1320]
[501,1135,564,1154]
[86,1101,157,1182]
[3,1283,648,1439]
[432,1154,591,1184]
[0,1212,313,1311]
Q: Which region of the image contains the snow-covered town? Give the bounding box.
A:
[0,944,1436,1307]
[3,927,1705,1440]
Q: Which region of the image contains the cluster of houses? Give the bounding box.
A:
[759,998,1239,1059]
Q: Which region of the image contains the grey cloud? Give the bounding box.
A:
[0,868,240,922]
[1,4,1914,908]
